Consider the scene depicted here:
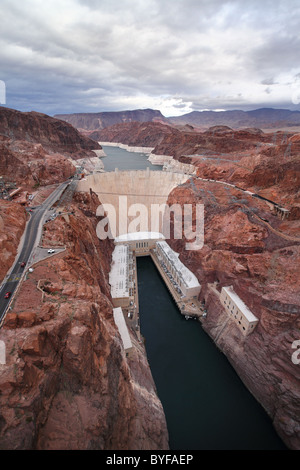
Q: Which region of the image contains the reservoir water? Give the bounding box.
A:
[101,145,162,172]
[101,145,287,450]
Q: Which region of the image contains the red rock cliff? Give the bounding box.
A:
[0,107,101,157]
[166,179,300,450]
[0,200,26,282]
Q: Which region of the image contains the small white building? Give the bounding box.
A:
[155,241,201,298]
[113,307,133,357]
[220,286,259,335]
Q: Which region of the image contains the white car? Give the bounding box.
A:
[47,249,55,254]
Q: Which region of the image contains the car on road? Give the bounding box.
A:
[4,292,11,299]
[20,262,26,268]
[47,249,55,254]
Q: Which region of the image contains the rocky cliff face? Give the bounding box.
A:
[0,199,26,282]
[0,107,103,191]
[90,121,177,148]
[166,179,300,450]
[0,136,76,188]
[0,107,101,156]
[0,191,169,450]
[93,120,275,159]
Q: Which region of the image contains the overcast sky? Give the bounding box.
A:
[1,0,300,116]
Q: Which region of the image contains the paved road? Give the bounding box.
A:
[0,181,69,326]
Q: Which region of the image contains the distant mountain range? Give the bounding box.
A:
[54,107,300,132]
[168,108,300,129]
[54,109,168,131]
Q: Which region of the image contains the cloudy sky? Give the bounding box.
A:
[1,0,300,116]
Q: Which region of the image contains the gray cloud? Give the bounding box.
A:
[0,0,299,116]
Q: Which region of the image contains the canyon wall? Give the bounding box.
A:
[166,180,300,450]
[0,107,101,157]
[0,107,103,191]
[0,107,105,284]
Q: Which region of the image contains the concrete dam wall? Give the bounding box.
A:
[76,169,190,236]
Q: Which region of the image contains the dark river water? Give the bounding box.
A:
[137,257,286,450]
[101,145,287,450]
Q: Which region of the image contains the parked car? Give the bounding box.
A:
[4,292,11,299]
[47,249,55,254]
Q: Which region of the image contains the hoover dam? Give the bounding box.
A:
[76,169,190,236]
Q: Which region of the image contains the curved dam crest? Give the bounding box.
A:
[76,169,190,236]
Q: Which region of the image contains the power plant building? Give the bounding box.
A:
[115,231,165,255]
[109,244,130,308]
[155,241,201,298]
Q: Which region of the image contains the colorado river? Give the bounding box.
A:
[137,256,286,450]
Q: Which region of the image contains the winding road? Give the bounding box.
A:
[0,181,69,327]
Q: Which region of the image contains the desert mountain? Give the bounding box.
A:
[54,108,167,131]
[168,108,300,130]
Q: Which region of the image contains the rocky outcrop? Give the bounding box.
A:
[0,191,169,450]
[0,107,101,157]
[90,121,177,147]
[0,200,26,282]
[92,120,275,159]
[166,178,300,450]
[0,107,104,192]
[0,107,105,195]
[0,137,76,188]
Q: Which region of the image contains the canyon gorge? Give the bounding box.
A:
[0,107,299,450]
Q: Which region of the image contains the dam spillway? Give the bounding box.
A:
[76,169,190,236]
